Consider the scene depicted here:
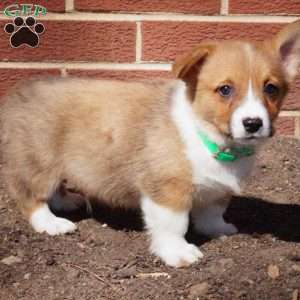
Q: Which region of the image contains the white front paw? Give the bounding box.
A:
[151,237,203,267]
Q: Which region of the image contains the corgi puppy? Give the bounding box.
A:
[1,21,300,267]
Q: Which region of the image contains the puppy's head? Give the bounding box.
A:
[173,21,300,144]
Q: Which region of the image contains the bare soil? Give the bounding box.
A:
[1,137,300,300]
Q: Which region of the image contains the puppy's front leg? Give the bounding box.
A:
[141,180,202,267]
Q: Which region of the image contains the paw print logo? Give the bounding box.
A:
[4,16,45,48]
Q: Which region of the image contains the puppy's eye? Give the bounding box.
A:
[264,83,279,96]
[217,85,233,97]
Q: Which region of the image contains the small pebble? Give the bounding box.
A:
[115,266,137,279]
[292,265,300,273]
[267,264,280,279]
[46,257,56,266]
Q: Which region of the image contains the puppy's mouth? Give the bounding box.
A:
[245,136,257,140]
[244,134,264,141]
[232,134,270,145]
[226,129,272,145]
[214,123,273,145]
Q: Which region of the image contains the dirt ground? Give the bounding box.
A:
[0,136,300,300]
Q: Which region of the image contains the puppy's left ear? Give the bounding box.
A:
[172,43,216,100]
[273,20,300,82]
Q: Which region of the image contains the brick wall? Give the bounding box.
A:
[0,0,299,137]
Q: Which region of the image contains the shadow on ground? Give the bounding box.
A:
[49,195,144,231]
[50,194,300,243]
[225,196,300,242]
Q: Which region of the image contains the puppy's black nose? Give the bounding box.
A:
[243,118,263,133]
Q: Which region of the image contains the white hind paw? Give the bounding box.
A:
[30,204,77,235]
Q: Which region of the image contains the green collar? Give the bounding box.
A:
[197,131,254,162]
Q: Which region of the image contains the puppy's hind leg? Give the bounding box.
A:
[7,172,77,236]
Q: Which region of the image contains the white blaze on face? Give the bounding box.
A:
[230,80,271,140]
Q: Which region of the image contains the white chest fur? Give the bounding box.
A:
[171,82,254,203]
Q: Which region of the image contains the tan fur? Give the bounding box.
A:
[1,20,300,224]
[1,78,193,217]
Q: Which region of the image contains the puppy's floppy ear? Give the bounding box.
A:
[273,20,300,82]
[172,43,216,100]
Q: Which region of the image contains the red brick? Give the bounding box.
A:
[0,0,64,13]
[74,0,220,15]
[283,75,300,110]
[142,22,300,109]
[230,0,300,15]
[67,68,300,110]
[142,22,283,61]
[0,21,136,62]
[0,69,61,98]
[275,117,295,136]
[66,69,172,81]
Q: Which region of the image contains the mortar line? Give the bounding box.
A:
[0,12,296,23]
[60,67,68,77]
[135,21,142,63]
[65,0,74,12]
[0,62,172,71]
[220,0,229,15]
[279,111,300,117]
[295,117,300,138]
